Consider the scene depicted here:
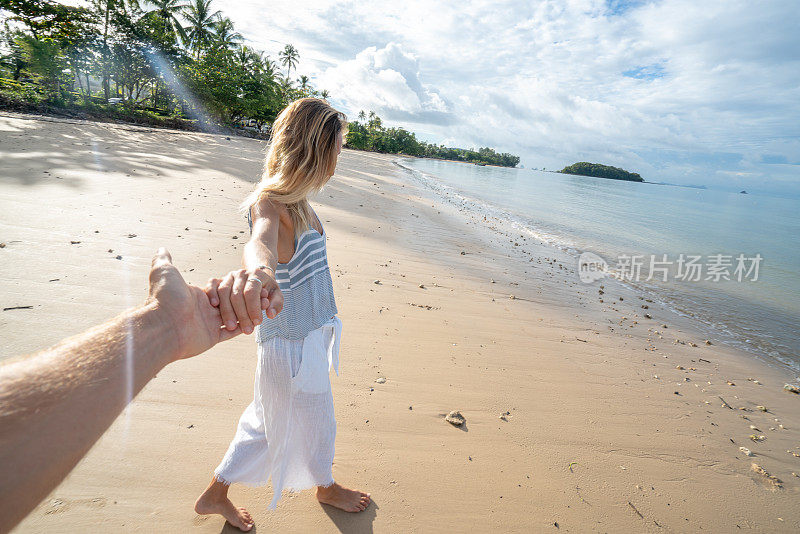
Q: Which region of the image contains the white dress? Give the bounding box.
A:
[214,315,342,509]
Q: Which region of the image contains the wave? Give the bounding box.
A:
[393,157,800,374]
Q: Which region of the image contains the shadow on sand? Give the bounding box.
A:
[320,499,379,534]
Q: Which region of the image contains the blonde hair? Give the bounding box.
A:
[241,97,347,238]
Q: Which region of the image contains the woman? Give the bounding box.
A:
[194,98,370,531]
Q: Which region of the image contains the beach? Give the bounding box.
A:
[2,112,799,532]
[397,156,800,371]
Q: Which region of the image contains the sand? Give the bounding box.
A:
[1,111,799,532]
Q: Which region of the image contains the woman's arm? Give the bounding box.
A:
[243,198,281,274]
[206,198,285,335]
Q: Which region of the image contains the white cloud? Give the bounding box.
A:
[57,0,800,193]
[316,42,453,125]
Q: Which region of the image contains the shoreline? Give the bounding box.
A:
[2,113,799,532]
[394,157,800,376]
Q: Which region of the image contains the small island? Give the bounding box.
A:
[559,162,644,182]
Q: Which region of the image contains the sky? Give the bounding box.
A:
[66,0,800,194]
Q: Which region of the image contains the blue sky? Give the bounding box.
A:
[67,0,800,194]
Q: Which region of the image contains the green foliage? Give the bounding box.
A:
[345,110,520,167]
[559,162,644,182]
[212,17,240,50]
[279,44,298,78]
[3,0,97,41]
[16,35,66,93]
[0,84,197,130]
[148,0,188,45]
[0,0,316,131]
[183,0,220,57]
[1,0,508,157]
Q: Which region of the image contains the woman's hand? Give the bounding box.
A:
[148,248,242,359]
[205,267,284,335]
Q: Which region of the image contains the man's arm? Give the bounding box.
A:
[0,249,240,533]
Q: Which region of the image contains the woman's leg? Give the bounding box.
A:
[212,399,270,485]
[309,407,370,514]
[196,348,270,530]
[194,476,254,531]
[295,322,371,512]
[195,401,263,531]
[316,482,371,513]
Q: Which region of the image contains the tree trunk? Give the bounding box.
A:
[75,68,84,97]
[102,0,112,101]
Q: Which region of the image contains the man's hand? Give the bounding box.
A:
[0,249,245,533]
[147,248,241,360]
[205,267,284,335]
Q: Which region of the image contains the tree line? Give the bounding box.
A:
[0,1,520,164]
[0,0,325,130]
[346,110,520,168]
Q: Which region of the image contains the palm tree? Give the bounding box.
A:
[358,110,366,121]
[320,89,330,99]
[236,45,258,70]
[367,111,381,144]
[298,74,309,93]
[279,44,298,78]
[260,55,277,78]
[213,17,242,49]
[278,75,294,103]
[261,56,277,78]
[183,0,221,58]
[146,0,188,45]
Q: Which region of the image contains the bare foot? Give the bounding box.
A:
[316,482,371,512]
[194,492,254,532]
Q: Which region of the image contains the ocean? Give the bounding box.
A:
[396,157,800,372]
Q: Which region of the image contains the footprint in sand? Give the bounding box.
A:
[44,497,107,515]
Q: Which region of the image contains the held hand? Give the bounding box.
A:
[147,248,241,360]
[204,267,284,335]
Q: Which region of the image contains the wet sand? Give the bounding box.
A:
[1,112,799,532]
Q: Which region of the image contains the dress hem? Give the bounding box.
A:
[213,471,335,493]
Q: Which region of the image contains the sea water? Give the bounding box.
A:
[397,157,800,372]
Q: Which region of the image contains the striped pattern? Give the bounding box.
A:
[248,211,339,341]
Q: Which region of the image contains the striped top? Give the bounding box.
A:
[247,208,338,341]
